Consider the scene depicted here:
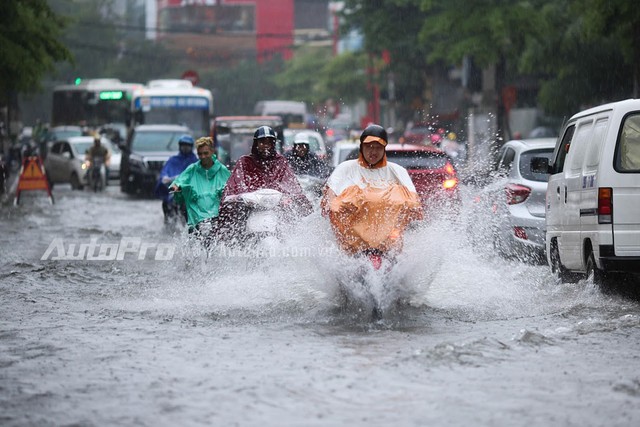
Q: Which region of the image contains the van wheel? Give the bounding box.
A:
[550,240,578,283]
[586,249,608,289]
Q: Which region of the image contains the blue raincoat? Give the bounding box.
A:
[154,152,198,203]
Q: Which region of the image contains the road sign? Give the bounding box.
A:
[181,70,200,86]
[15,156,54,205]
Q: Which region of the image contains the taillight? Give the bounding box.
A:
[442,161,458,189]
[505,184,531,204]
[443,178,458,189]
[513,226,528,240]
[444,162,455,175]
[598,187,612,224]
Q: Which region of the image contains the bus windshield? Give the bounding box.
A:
[132,89,213,137]
[52,80,140,128]
[138,107,209,137]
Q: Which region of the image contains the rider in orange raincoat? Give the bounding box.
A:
[321,124,423,259]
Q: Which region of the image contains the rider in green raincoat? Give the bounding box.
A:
[170,137,231,231]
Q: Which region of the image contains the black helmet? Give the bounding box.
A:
[253,126,277,140]
[360,124,388,146]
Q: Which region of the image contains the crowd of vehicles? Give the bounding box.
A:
[38,76,640,287]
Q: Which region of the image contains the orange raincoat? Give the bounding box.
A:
[321,152,423,255]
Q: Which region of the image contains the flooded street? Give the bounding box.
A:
[2,185,640,426]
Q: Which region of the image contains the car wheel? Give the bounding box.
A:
[586,249,608,289]
[70,172,83,190]
[550,240,578,283]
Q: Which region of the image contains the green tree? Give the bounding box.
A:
[317,51,369,105]
[420,0,548,139]
[519,0,634,117]
[0,0,72,101]
[341,0,433,122]
[271,46,332,105]
[577,0,640,97]
[199,58,282,116]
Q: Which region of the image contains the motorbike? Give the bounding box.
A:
[328,190,422,320]
[86,156,106,192]
[237,188,283,247]
[225,188,283,247]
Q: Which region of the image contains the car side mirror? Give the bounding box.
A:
[531,157,550,174]
[62,151,71,159]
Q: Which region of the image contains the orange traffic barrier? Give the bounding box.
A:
[14,156,54,205]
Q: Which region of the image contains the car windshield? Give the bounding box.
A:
[338,147,357,164]
[73,141,94,155]
[407,127,432,135]
[386,151,448,169]
[132,131,183,152]
[52,130,83,140]
[520,148,553,181]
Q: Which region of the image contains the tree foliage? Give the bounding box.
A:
[271,46,333,105]
[0,0,72,101]
[341,0,433,120]
[199,58,282,116]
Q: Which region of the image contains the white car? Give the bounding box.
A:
[45,137,95,189]
[282,129,327,160]
[330,141,359,169]
[481,138,556,262]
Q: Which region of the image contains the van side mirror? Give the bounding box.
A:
[531,157,550,174]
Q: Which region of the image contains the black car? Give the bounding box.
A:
[120,124,191,196]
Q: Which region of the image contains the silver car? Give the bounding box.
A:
[45,137,94,189]
[45,136,116,190]
[487,138,556,262]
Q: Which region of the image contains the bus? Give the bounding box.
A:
[128,79,213,138]
[52,79,142,128]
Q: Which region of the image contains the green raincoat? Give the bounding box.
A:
[172,158,231,227]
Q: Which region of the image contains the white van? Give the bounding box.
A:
[542,99,640,284]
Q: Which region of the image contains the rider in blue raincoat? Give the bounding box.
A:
[155,134,198,224]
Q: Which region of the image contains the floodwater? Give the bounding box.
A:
[1,184,640,426]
